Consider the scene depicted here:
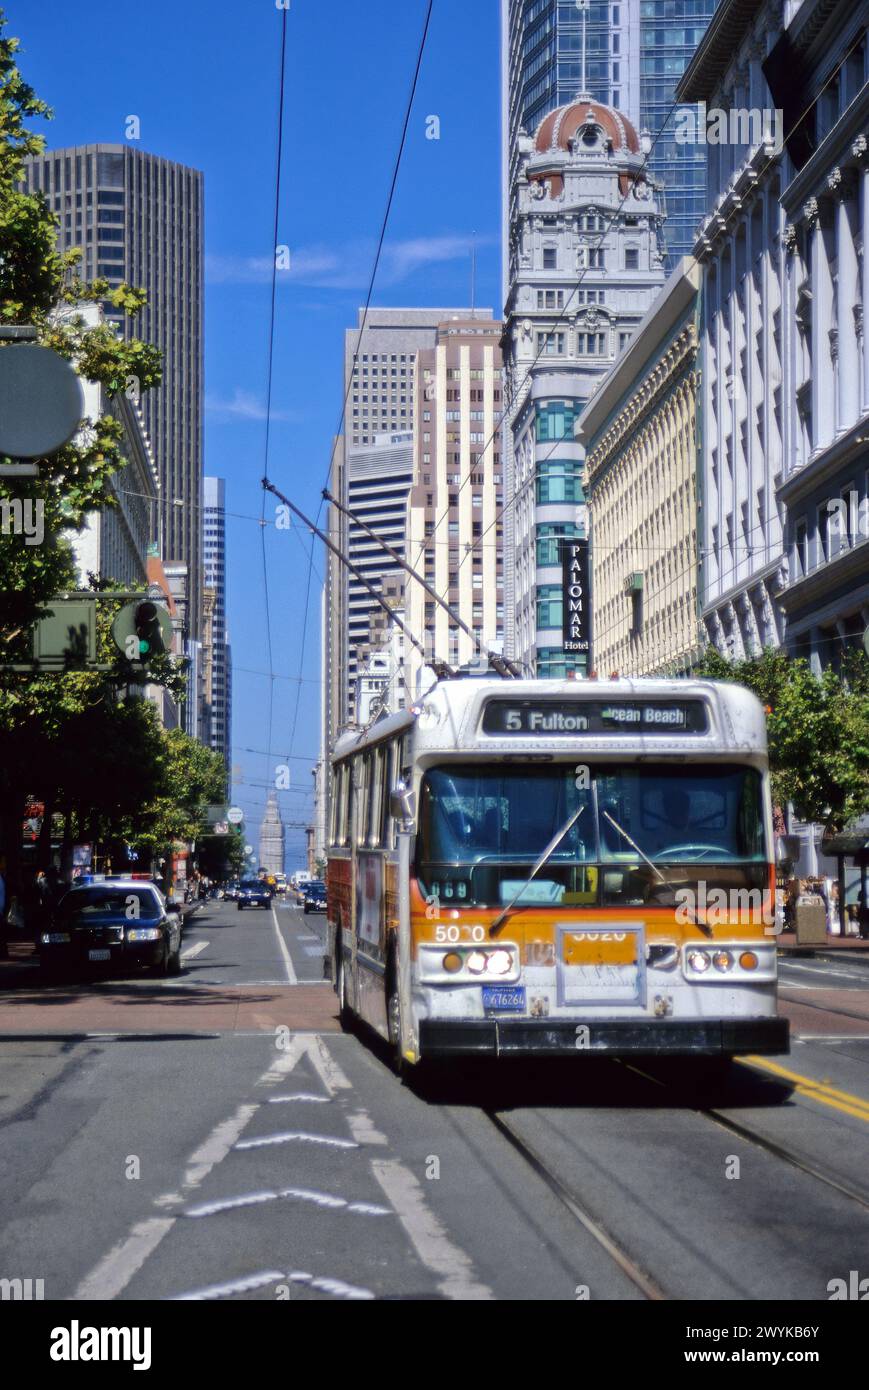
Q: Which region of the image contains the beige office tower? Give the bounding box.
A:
[404,320,506,700]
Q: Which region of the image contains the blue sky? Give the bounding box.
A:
[12,0,503,865]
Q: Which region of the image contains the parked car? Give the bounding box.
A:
[40,881,182,978]
[237,879,272,911]
[303,881,327,914]
[223,881,241,901]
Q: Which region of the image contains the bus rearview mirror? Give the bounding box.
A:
[390,783,416,823]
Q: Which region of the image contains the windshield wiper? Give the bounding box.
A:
[601,809,666,884]
[489,805,586,938]
[601,811,713,938]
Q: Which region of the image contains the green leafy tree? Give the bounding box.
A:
[127,729,228,866]
[696,647,869,832]
[0,12,174,909]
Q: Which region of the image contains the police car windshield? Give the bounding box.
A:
[58,888,161,920]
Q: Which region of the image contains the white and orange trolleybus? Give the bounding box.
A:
[325,678,789,1069]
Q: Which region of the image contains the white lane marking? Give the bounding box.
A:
[304,1034,352,1094]
[175,1269,374,1301]
[181,940,210,961]
[235,1131,358,1151]
[372,1159,495,1302]
[184,1186,390,1218]
[267,1093,330,1104]
[258,1034,321,1087]
[182,1104,260,1188]
[303,946,324,957]
[298,935,319,942]
[796,1034,869,1042]
[781,962,869,982]
[271,904,298,986]
[347,1109,388,1146]
[76,1034,327,1297]
[74,1217,175,1301]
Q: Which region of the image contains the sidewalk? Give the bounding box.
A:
[776,930,869,963]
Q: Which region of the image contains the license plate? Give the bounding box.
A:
[558,925,644,1007]
[482,985,526,1012]
[88,949,111,961]
[562,931,637,966]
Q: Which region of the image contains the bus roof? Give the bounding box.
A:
[332,677,768,761]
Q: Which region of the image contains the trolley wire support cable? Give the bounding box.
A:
[270,0,435,755]
[263,479,453,680]
[322,488,523,680]
[258,1,290,789]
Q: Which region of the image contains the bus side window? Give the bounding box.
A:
[356,756,370,847]
[340,761,350,845]
[380,743,393,848]
[329,768,339,847]
[368,748,383,848]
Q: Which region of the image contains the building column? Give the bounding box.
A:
[831,168,860,431]
[806,196,835,450]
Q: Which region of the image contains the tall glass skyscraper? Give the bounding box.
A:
[22,145,205,636]
[502,0,717,271]
[640,0,718,263]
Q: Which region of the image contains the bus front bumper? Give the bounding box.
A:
[418,1016,789,1058]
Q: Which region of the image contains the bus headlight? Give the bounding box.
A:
[420,943,520,983]
[486,949,513,977]
[683,944,776,981]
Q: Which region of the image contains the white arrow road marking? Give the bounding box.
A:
[74,1034,334,1299]
[271,904,297,985]
[174,1269,374,1301]
[235,1131,358,1151]
[372,1159,495,1301]
[184,1187,390,1218]
[267,1093,330,1104]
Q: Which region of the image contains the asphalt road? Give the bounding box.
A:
[1,897,869,1302]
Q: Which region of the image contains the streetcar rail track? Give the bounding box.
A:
[484,1108,668,1301]
[621,1059,869,1214]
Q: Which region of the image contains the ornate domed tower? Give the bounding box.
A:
[503,94,667,678]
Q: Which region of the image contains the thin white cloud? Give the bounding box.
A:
[205,389,299,423]
[205,234,496,291]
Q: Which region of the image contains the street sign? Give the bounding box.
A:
[0,344,84,458]
[227,807,244,824]
[111,599,173,661]
[32,599,97,668]
[244,845,254,855]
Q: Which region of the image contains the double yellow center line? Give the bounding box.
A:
[740,1055,869,1123]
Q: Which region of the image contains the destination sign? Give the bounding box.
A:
[481,700,708,736]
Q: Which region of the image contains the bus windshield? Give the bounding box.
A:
[416,763,768,910]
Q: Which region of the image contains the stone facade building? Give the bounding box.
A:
[579,258,703,676]
[503,94,667,676]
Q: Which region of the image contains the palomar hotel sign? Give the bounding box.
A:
[562,539,590,656]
